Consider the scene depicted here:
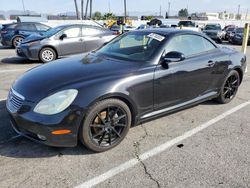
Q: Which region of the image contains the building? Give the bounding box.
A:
[0,14,5,20]
[199,12,219,20]
[219,12,236,20]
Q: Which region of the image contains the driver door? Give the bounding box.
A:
[154,34,218,109]
[58,26,84,55]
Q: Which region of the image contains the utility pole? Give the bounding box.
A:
[21,0,26,14]
[237,4,240,20]
[108,0,111,13]
[89,0,92,18]
[245,9,248,20]
[124,0,127,24]
[168,1,171,17]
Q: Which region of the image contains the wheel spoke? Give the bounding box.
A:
[114,123,126,127]
[90,124,104,128]
[108,132,112,145]
[111,127,121,138]
[114,114,126,122]
[98,132,107,145]
[223,89,229,96]
[232,79,238,85]
[92,130,105,138]
[106,107,111,121]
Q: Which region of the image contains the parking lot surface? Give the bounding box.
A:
[0,44,250,188]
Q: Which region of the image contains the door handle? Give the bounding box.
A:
[207,60,215,67]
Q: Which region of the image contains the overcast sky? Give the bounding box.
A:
[1,0,250,15]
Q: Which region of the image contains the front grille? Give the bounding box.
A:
[7,88,25,112]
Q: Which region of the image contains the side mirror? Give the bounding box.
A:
[162,51,185,68]
[59,33,67,40]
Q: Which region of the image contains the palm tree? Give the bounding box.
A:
[84,0,89,19]
[81,0,84,20]
[74,0,80,20]
[89,0,93,18]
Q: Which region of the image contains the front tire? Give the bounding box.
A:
[80,99,132,152]
[39,47,57,63]
[12,36,24,48]
[215,70,240,104]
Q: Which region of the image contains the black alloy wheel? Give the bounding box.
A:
[216,70,240,104]
[80,99,131,152]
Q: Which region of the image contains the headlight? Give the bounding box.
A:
[27,40,40,46]
[235,35,242,39]
[34,89,78,115]
[217,31,223,37]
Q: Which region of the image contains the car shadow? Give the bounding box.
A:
[0,46,13,50]
[0,100,94,158]
[1,57,40,64]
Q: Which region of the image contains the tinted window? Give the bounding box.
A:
[62,27,81,38]
[165,34,216,57]
[16,23,36,30]
[205,24,221,30]
[35,23,50,31]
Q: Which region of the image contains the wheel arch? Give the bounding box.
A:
[233,67,243,85]
[87,93,138,126]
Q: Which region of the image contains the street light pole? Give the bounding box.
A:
[21,0,26,14]
[124,0,127,24]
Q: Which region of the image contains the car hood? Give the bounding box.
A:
[21,34,46,44]
[13,53,139,101]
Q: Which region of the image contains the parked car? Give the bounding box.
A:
[203,23,223,43]
[0,22,51,48]
[229,27,250,45]
[7,29,246,152]
[17,24,116,63]
[109,24,136,33]
[223,26,236,40]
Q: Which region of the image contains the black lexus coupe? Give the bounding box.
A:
[7,29,246,152]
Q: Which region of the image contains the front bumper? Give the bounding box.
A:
[16,45,40,61]
[7,100,83,147]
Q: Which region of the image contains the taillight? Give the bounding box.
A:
[112,31,120,35]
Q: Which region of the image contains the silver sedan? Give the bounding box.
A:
[16,24,117,63]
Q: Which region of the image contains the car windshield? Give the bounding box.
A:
[42,25,66,37]
[227,27,235,31]
[236,28,244,33]
[96,32,164,61]
[205,24,221,30]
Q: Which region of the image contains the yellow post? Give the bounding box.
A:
[241,23,249,54]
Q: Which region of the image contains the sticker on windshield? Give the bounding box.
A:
[147,33,165,42]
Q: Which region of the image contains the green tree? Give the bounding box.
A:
[93,11,102,20]
[178,8,188,17]
[103,13,116,20]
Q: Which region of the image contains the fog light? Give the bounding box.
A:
[37,134,47,141]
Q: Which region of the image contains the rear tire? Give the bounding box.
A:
[39,47,57,63]
[215,70,240,104]
[80,99,131,152]
[12,36,24,48]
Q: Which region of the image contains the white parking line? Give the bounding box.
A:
[75,100,250,188]
[0,68,28,73]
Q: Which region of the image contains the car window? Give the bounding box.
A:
[15,23,36,30]
[165,34,216,57]
[82,27,101,36]
[35,23,50,31]
[62,27,81,38]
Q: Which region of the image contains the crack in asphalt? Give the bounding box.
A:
[132,124,161,188]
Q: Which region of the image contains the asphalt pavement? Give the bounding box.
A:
[0,43,250,188]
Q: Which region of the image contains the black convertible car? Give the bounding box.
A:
[7,29,246,152]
